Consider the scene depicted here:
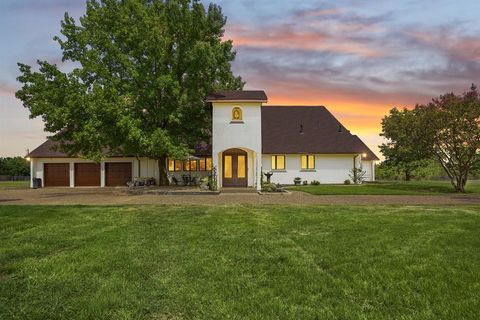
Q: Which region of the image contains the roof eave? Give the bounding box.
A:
[205,99,268,103]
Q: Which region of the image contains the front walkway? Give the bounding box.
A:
[1,187,480,205]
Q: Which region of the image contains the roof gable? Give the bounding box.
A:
[261,106,379,160]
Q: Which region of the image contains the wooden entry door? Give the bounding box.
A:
[222,149,247,187]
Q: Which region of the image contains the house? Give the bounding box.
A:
[27,90,378,189]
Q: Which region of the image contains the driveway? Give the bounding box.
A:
[1,187,480,205]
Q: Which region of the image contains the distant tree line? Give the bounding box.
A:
[379,85,480,192]
[0,157,30,176]
[375,158,480,181]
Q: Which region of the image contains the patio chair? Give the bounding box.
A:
[191,177,198,186]
[171,176,179,186]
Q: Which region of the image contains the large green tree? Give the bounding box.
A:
[16,0,243,185]
[381,85,480,192]
[379,107,430,181]
[418,85,480,192]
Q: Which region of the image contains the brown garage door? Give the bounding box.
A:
[44,163,70,187]
[75,163,100,186]
[105,162,132,186]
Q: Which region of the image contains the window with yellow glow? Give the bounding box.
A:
[175,160,182,171]
[199,157,213,171]
[237,155,246,178]
[190,159,198,171]
[181,159,199,172]
[168,159,175,171]
[232,107,243,121]
[168,158,183,172]
[206,157,212,170]
[224,155,232,178]
[271,155,285,170]
[301,155,315,170]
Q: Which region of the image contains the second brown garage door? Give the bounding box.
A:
[105,162,132,186]
[44,163,70,187]
[75,163,100,186]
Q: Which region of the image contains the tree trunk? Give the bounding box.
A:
[405,170,411,181]
[452,174,467,193]
[454,174,467,193]
[158,155,169,186]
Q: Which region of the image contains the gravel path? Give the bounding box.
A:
[1,187,480,205]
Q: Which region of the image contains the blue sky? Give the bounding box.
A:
[1,0,479,157]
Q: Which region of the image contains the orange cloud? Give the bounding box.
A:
[246,77,432,160]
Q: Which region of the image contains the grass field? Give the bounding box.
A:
[289,180,480,195]
[0,181,29,190]
[1,205,479,319]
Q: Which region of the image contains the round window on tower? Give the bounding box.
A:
[232,107,243,121]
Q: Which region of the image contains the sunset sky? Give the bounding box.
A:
[1,0,479,158]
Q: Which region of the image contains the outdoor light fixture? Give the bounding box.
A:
[362,153,367,158]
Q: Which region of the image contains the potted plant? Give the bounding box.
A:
[199,176,209,191]
[294,177,302,185]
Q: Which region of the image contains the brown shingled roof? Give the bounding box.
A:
[205,90,267,102]
[261,106,379,160]
[27,139,212,158]
[28,105,378,161]
[27,139,71,158]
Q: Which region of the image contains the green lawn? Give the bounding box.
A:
[288,180,480,195]
[0,180,29,190]
[1,205,479,319]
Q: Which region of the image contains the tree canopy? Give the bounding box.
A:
[379,107,430,181]
[380,85,480,192]
[418,85,480,192]
[16,0,243,185]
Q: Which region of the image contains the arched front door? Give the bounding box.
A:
[222,148,248,187]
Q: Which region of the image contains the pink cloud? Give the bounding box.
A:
[226,24,385,58]
[410,30,480,62]
[296,8,343,17]
[0,82,17,96]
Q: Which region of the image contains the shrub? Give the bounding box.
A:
[344,179,351,185]
[348,168,366,184]
[199,177,209,190]
[303,180,308,185]
[208,166,218,191]
[261,182,284,193]
[310,180,320,185]
[294,177,302,185]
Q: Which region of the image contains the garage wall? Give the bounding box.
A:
[31,157,139,187]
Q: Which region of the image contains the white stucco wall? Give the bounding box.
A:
[30,157,159,187]
[262,154,362,184]
[212,102,262,189]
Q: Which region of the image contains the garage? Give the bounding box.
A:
[44,163,70,187]
[105,162,132,186]
[74,163,101,186]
